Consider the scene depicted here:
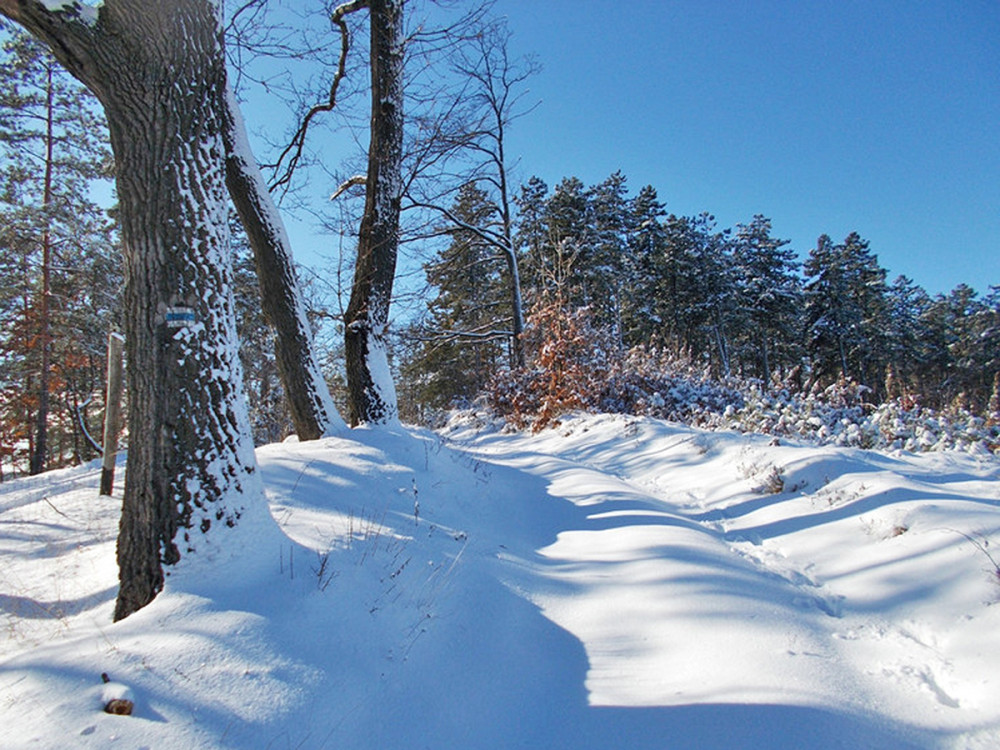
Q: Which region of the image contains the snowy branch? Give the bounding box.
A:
[330,173,367,201]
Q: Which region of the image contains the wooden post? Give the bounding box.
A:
[100,332,125,496]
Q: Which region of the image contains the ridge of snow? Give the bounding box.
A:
[1,414,998,748]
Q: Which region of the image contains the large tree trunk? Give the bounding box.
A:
[1,0,265,621]
[221,86,344,439]
[344,0,404,426]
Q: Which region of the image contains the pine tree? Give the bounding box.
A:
[883,275,931,399]
[652,212,734,374]
[518,173,632,330]
[980,287,1000,405]
[514,176,551,305]
[921,284,997,411]
[621,184,668,347]
[584,171,631,341]
[542,176,592,305]
[0,24,118,474]
[406,182,506,411]
[803,232,888,390]
[730,215,801,381]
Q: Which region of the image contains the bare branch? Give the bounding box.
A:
[267,0,369,195]
[406,198,510,255]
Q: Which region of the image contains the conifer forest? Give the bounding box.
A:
[1,6,997,482]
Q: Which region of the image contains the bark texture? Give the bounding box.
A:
[344,0,404,426]
[1,0,259,620]
[221,88,344,439]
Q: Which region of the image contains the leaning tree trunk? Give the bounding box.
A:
[0,0,264,621]
[344,0,404,427]
[222,86,344,439]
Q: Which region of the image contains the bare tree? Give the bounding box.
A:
[222,86,346,438]
[230,2,508,423]
[404,20,538,368]
[344,0,404,425]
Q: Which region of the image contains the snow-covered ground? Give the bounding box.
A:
[2,413,999,749]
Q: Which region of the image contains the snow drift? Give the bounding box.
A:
[1,413,999,749]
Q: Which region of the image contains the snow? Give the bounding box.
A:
[38,0,99,26]
[224,84,347,435]
[363,328,400,425]
[2,413,999,749]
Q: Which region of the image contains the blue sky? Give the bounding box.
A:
[487,0,999,295]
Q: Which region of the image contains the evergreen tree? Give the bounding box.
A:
[542,176,592,304]
[980,286,1000,400]
[883,275,931,399]
[651,212,734,374]
[803,232,888,390]
[620,184,668,346]
[0,25,118,474]
[584,171,631,340]
[406,182,505,410]
[919,284,998,410]
[513,176,550,306]
[730,215,801,380]
[691,214,736,377]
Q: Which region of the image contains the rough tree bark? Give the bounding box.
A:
[344,0,404,426]
[221,86,345,439]
[0,0,263,620]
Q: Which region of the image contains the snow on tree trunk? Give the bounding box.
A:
[222,85,345,439]
[0,0,275,620]
[344,0,404,427]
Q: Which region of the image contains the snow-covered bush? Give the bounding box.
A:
[487,303,1000,455]
[489,304,742,432]
[597,346,744,426]
[731,382,999,455]
[489,301,616,431]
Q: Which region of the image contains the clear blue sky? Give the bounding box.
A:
[487,0,999,295]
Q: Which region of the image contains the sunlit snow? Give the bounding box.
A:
[1,413,998,749]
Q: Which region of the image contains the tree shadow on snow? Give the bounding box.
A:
[236,428,951,749]
[289,429,942,750]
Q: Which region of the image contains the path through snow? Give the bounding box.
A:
[1,413,998,749]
